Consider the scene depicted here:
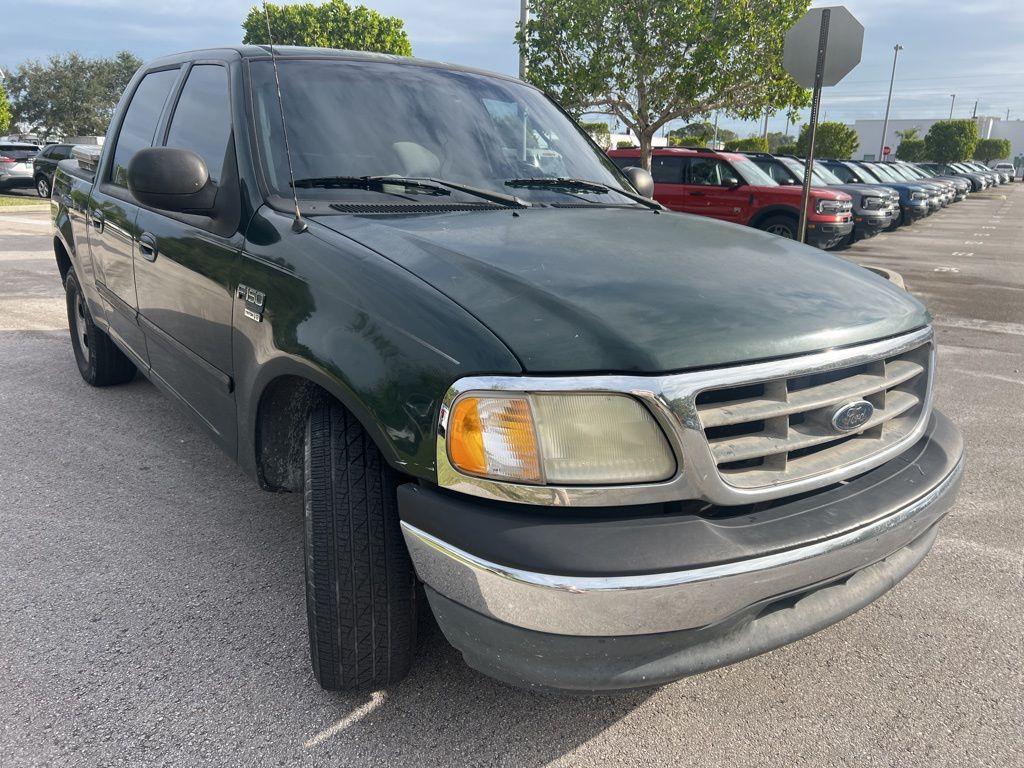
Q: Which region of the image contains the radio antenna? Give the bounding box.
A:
[262,1,306,233]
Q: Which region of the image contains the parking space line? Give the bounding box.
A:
[302,692,386,749]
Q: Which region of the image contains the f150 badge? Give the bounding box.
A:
[238,284,265,323]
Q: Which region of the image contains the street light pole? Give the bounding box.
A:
[949,94,956,119]
[518,0,529,80]
[878,43,902,161]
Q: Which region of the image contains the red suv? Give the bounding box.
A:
[609,147,853,249]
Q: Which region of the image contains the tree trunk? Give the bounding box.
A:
[638,130,655,172]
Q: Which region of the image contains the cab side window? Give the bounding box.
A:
[687,157,732,186]
[650,156,684,184]
[52,145,73,160]
[108,69,179,187]
[828,164,854,183]
[164,65,231,183]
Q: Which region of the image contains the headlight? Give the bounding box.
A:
[815,198,851,214]
[861,195,885,210]
[911,191,928,200]
[445,392,676,485]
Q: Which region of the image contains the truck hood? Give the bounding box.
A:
[313,207,928,373]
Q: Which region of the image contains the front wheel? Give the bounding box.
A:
[36,175,51,199]
[303,401,417,690]
[65,270,137,386]
[757,214,798,240]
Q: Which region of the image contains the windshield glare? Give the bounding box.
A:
[731,157,778,186]
[249,59,634,207]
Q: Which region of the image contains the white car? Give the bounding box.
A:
[0,142,41,190]
[992,162,1016,182]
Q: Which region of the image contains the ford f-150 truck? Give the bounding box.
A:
[51,46,964,693]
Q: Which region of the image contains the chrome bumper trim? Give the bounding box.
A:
[403,456,962,637]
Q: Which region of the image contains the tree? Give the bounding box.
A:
[895,127,921,141]
[242,0,412,55]
[0,83,10,135]
[973,137,1011,163]
[670,121,737,144]
[895,138,926,162]
[579,120,612,149]
[775,142,798,156]
[518,0,811,170]
[924,120,978,163]
[5,51,142,138]
[795,121,858,159]
[766,130,795,152]
[725,136,769,152]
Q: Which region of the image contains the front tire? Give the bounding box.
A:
[303,402,417,690]
[36,175,51,199]
[758,214,798,240]
[65,270,137,386]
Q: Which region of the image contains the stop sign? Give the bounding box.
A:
[883,146,891,156]
[784,6,864,88]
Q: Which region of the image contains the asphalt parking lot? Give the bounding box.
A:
[1,188,1022,767]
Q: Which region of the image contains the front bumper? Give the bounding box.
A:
[904,201,929,221]
[402,411,963,691]
[852,211,892,239]
[804,219,853,249]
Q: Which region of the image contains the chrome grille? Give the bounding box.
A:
[696,341,932,489]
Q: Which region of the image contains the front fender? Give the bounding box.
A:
[234,207,522,484]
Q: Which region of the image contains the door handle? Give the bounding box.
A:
[90,211,104,233]
[690,191,705,197]
[138,232,158,262]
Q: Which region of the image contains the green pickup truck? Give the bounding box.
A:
[50,46,964,693]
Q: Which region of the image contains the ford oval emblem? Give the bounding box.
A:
[831,400,874,433]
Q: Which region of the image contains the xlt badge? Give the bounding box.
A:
[238,284,265,323]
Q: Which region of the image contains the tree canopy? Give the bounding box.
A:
[795,121,858,159]
[924,120,978,163]
[518,0,811,169]
[973,137,1011,163]
[242,0,412,55]
[0,84,11,135]
[4,51,141,138]
[895,138,927,162]
[725,136,769,152]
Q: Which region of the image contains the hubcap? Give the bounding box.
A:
[38,178,49,198]
[73,293,90,364]
[766,224,795,238]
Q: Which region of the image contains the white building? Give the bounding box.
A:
[851,116,1024,165]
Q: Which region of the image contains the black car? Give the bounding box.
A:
[32,143,75,198]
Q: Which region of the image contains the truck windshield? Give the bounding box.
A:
[248,58,637,208]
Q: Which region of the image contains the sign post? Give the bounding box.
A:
[784,6,864,243]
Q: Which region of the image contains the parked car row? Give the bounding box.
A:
[0,142,78,197]
[607,147,1008,250]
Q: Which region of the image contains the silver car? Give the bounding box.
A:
[0,142,41,190]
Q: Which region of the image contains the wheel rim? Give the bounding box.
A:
[765,223,795,238]
[37,178,49,198]
[73,292,90,364]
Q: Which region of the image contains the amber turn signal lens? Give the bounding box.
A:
[448,396,542,483]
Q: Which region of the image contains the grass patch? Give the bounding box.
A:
[0,194,48,207]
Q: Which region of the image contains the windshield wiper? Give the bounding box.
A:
[292,175,529,209]
[504,177,662,210]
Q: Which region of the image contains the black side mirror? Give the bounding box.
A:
[128,147,216,213]
[622,166,655,198]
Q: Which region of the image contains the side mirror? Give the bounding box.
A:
[622,166,655,198]
[723,175,742,188]
[128,147,216,213]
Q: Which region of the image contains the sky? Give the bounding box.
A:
[3,0,1024,138]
